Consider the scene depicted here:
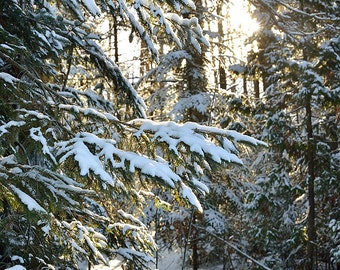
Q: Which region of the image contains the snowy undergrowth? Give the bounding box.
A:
[92,249,226,270]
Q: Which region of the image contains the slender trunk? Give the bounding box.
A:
[113,16,119,64]
[191,212,199,270]
[217,2,227,90]
[219,66,227,90]
[183,0,207,123]
[306,95,316,270]
[192,238,199,270]
[254,79,260,98]
[155,208,159,269]
[243,75,247,96]
[182,208,195,270]
[302,4,316,261]
[62,47,73,91]
[261,73,267,92]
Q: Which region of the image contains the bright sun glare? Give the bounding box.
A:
[229,0,259,35]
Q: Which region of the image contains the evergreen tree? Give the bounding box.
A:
[135,1,273,268]
[246,0,340,268]
[0,0,266,269]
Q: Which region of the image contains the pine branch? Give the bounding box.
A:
[0,50,60,102]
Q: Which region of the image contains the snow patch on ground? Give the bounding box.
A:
[93,249,225,270]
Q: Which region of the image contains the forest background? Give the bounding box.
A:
[0,0,339,269]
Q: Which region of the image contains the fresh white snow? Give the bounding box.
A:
[10,185,47,213]
[81,0,101,16]
[0,121,26,136]
[5,266,26,270]
[30,127,57,164]
[0,72,19,84]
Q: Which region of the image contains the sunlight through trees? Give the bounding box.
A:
[0,0,339,269]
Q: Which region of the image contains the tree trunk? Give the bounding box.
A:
[113,16,119,64]
[155,208,160,269]
[306,95,316,270]
[191,212,199,270]
[243,75,247,96]
[182,208,195,270]
[219,66,227,90]
[261,73,267,92]
[217,2,227,90]
[254,79,260,98]
[192,236,199,270]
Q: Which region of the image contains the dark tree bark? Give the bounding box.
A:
[254,79,260,99]
[219,66,227,90]
[243,75,247,96]
[217,1,227,90]
[113,16,119,64]
[306,95,316,270]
